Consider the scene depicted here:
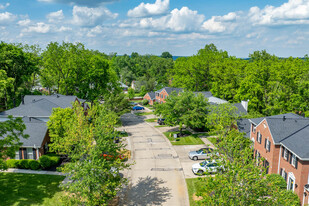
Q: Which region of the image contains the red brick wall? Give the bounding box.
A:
[156,89,169,103]
[143,94,155,105]
[39,130,50,157]
[253,120,280,174]
[279,151,309,204]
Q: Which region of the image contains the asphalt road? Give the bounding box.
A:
[119,112,190,206]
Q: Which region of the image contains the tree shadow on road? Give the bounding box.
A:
[119,176,171,205]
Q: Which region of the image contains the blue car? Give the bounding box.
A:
[132,106,145,111]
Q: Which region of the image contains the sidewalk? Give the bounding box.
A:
[1,168,65,176]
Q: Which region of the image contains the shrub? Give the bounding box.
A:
[39,154,60,169]
[142,99,149,105]
[266,174,286,190]
[6,159,18,168]
[18,159,30,169]
[39,155,52,169]
[29,160,40,170]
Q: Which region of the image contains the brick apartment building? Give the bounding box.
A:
[249,113,309,205]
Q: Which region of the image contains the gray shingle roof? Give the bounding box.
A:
[194,91,213,98]
[0,117,48,147]
[21,117,48,147]
[208,96,228,104]
[249,112,309,159]
[233,103,247,115]
[23,94,85,108]
[237,118,251,138]
[164,87,183,95]
[147,92,156,100]
[1,98,59,117]
[280,125,309,159]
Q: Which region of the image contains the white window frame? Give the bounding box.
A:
[15,150,20,160]
[252,125,256,133]
[263,123,267,128]
[257,132,261,143]
[27,148,34,160]
[281,168,286,180]
[291,154,296,167]
[287,173,295,191]
[284,148,288,160]
[266,139,270,151]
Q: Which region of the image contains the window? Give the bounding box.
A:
[161,94,163,98]
[263,123,267,128]
[257,132,262,143]
[266,139,270,151]
[284,148,288,160]
[288,175,295,191]
[264,160,269,174]
[27,148,33,160]
[15,151,20,160]
[252,124,256,133]
[280,168,287,181]
[291,154,296,167]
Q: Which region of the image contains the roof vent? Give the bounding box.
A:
[32,99,35,102]
[283,116,286,121]
[57,95,59,98]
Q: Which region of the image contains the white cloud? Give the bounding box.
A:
[72,6,118,27]
[37,0,118,7]
[22,22,51,33]
[87,25,103,37]
[0,3,9,10]
[17,19,31,26]
[249,0,309,25]
[57,26,72,32]
[128,0,169,18]
[0,12,16,24]
[138,7,205,32]
[202,12,238,33]
[47,10,64,23]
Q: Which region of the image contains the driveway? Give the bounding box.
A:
[119,113,189,206]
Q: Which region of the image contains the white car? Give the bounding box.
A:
[192,160,221,175]
[188,148,213,160]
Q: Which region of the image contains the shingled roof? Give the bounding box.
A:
[249,113,309,159]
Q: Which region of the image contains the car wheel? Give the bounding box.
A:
[193,156,198,161]
[198,170,204,175]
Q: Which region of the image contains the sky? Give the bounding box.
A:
[1,0,309,57]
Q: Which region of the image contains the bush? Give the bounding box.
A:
[39,155,52,169]
[18,159,31,169]
[29,160,40,170]
[142,99,149,105]
[6,159,18,168]
[39,154,60,169]
[266,174,287,190]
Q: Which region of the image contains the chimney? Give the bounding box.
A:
[21,95,24,105]
[283,116,286,121]
[241,100,249,112]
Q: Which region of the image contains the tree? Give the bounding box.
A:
[0,116,29,170]
[155,91,209,134]
[103,92,131,116]
[48,103,130,205]
[197,129,300,205]
[0,70,14,111]
[161,51,172,59]
[128,88,135,100]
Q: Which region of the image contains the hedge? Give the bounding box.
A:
[5,154,60,170]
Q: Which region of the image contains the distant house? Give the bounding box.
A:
[0,94,87,160]
[155,87,183,104]
[247,113,309,205]
[143,92,156,105]
[119,82,128,92]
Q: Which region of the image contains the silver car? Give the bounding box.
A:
[192,160,221,175]
[188,148,213,160]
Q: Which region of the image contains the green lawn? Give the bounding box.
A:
[207,137,217,145]
[0,173,65,206]
[145,118,157,123]
[186,178,205,206]
[164,131,204,145]
[135,112,154,116]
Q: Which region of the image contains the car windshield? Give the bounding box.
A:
[200,161,208,167]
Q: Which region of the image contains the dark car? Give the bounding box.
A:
[157,118,165,125]
[132,106,145,111]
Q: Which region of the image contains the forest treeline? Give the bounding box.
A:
[1,41,309,116]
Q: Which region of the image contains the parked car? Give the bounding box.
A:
[192,160,222,175]
[188,148,213,160]
[132,106,145,111]
[157,118,165,125]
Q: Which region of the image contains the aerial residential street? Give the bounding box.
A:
[119,112,190,206]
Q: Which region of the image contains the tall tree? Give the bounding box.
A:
[0,116,29,170]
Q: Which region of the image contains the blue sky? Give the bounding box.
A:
[1,0,309,57]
